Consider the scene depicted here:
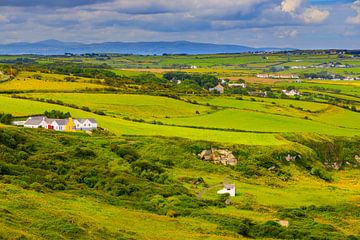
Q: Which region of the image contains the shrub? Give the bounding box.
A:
[110,144,139,163]
[310,168,333,182]
[74,147,96,158]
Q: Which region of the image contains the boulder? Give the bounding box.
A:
[279,220,289,228]
[199,149,237,166]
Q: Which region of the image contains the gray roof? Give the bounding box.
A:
[24,116,48,125]
[25,116,96,126]
[75,118,97,124]
[53,119,68,126]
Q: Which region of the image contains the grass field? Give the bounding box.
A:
[18,93,213,119]
[0,183,240,240]
[0,72,106,92]
[0,96,283,145]
[10,93,360,138]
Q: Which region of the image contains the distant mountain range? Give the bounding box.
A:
[0,40,293,55]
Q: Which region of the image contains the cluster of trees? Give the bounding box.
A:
[44,110,71,119]
[163,72,218,89]
[0,113,12,124]
[303,72,344,80]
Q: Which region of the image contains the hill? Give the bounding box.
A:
[0,40,291,55]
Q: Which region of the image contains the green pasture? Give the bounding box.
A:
[0,183,238,240]
[162,108,360,136]
[0,71,105,92]
[19,93,212,120]
[0,96,282,145]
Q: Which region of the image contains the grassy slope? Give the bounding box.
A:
[0,96,282,145]
[0,184,239,240]
[0,72,106,92]
[1,128,360,239]
[19,93,213,120]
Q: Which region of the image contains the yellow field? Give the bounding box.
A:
[0,72,106,91]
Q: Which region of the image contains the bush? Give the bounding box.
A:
[74,147,96,158]
[110,144,140,163]
[310,168,333,182]
[44,110,71,119]
[29,182,45,192]
[0,113,13,125]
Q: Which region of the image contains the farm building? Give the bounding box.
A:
[209,84,224,94]
[217,184,236,197]
[256,74,299,79]
[74,118,98,131]
[282,89,301,96]
[228,83,246,88]
[24,116,49,129]
[22,116,97,132]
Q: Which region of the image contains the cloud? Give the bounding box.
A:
[301,7,330,23]
[347,0,360,24]
[280,0,329,24]
[281,0,303,13]
[0,0,354,49]
[0,0,112,8]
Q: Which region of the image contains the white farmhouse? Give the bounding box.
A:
[74,118,97,131]
[22,116,97,132]
[48,119,68,131]
[209,83,224,94]
[217,184,236,197]
[282,89,301,96]
[24,117,49,129]
[228,83,246,88]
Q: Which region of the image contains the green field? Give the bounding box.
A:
[14,93,360,137]
[18,93,212,119]
[0,95,283,145]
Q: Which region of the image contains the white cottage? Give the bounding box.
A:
[217,184,236,197]
[24,116,49,129]
[48,119,68,131]
[73,118,97,131]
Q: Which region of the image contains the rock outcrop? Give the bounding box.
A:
[199,149,237,166]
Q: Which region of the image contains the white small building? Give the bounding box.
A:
[22,116,97,132]
[209,84,224,94]
[217,184,236,197]
[228,83,246,88]
[282,89,301,96]
[49,119,68,131]
[74,118,97,131]
[24,116,49,129]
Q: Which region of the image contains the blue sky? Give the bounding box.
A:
[0,0,359,49]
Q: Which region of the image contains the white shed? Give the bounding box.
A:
[217,184,236,197]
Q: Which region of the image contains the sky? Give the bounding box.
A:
[0,0,359,49]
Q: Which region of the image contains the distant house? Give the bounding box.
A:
[249,91,267,97]
[49,119,69,131]
[209,83,224,94]
[228,83,246,88]
[24,116,49,129]
[22,116,97,132]
[256,74,299,79]
[74,118,97,131]
[282,89,301,96]
[217,184,236,197]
